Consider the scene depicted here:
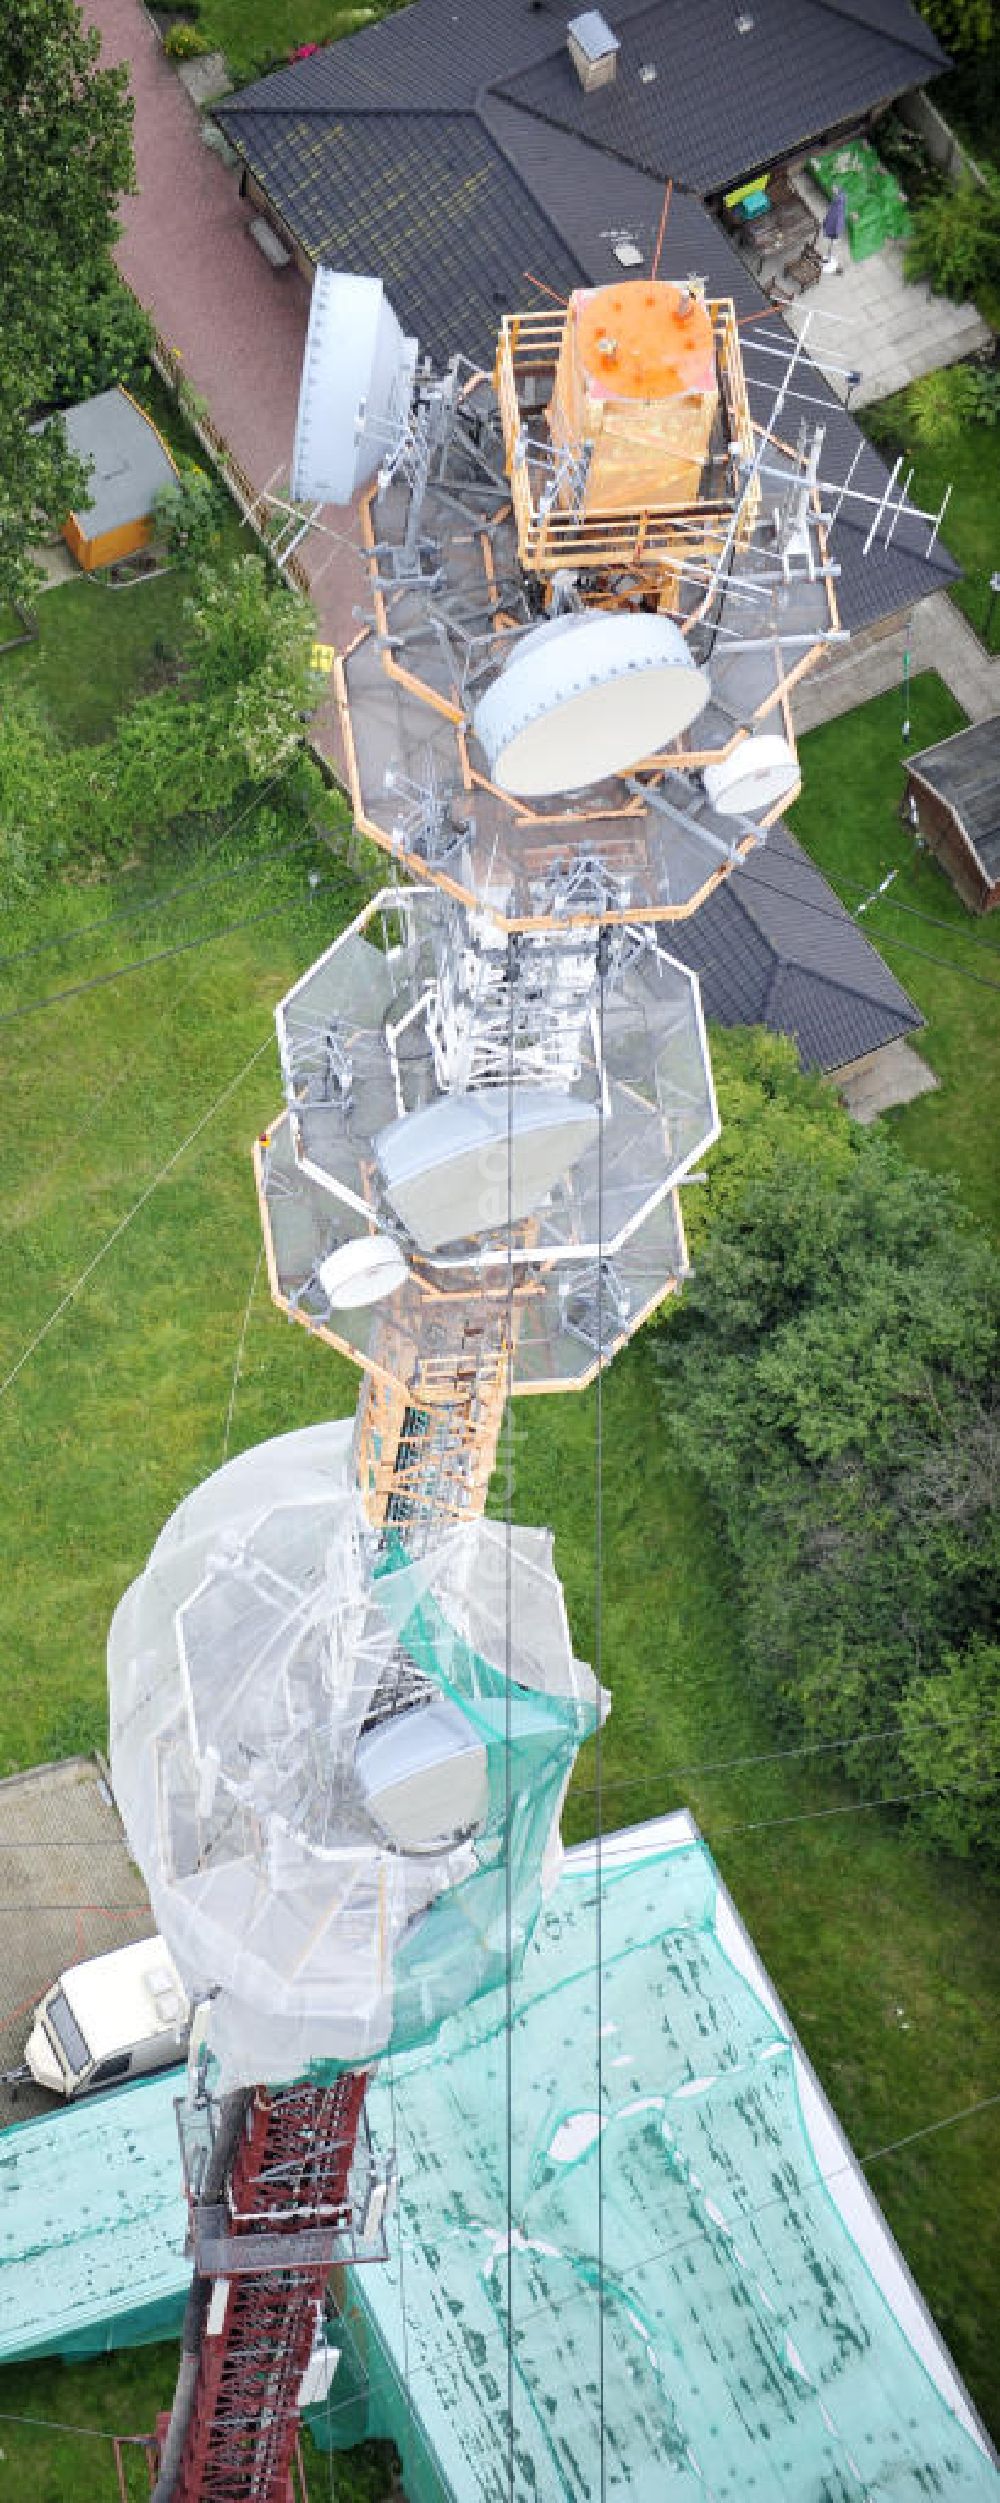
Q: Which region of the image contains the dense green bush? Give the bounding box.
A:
[874,109,941,208]
[915,0,992,46]
[154,463,225,558]
[905,167,1000,303]
[898,1637,1000,1859]
[905,358,1000,444]
[164,20,210,56]
[654,1030,1000,1869]
[966,357,1000,423]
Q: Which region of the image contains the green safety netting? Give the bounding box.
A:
[0,2070,188,2367]
[3,1827,996,2502]
[307,1830,999,2503]
[108,1422,602,2094]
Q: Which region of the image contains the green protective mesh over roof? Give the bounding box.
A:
[1,1820,996,2501]
[313,1820,999,2502]
[0,2070,187,2365]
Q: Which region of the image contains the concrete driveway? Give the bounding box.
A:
[0,1757,154,2128]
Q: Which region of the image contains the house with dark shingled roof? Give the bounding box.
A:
[665,821,935,1117]
[214,0,957,640]
[213,0,949,1106]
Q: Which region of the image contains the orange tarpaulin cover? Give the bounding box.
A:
[548,280,718,515]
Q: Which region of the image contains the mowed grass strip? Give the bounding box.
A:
[0,818,362,1771]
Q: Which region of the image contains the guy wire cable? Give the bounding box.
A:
[504,925,517,2503]
[595,924,608,2503]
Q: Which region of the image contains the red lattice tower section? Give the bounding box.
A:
[170,2073,368,2503]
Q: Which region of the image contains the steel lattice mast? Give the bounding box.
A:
[109,271,843,2500]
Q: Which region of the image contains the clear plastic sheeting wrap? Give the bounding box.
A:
[108,1423,603,2091]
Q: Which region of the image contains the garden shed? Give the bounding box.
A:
[906,718,1000,913]
[57,386,179,573]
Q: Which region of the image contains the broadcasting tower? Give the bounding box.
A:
[108,268,837,2498]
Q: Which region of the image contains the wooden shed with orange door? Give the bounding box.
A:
[58,387,180,573]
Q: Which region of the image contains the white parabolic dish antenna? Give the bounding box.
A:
[472,611,711,799]
[318,1235,409,1309]
[290,268,417,507]
[702,734,799,818]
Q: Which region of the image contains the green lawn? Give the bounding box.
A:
[864,379,1000,656]
[2,569,193,744]
[0,810,364,1773]
[0,2342,395,2501]
[167,0,394,87]
[0,823,997,2457]
[0,608,998,2481]
[787,671,1000,1233]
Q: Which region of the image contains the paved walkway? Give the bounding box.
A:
[88,1,307,486]
[0,1756,153,2129]
[84,0,369,759]
[784,248,989,413]
[791,590,1000,733]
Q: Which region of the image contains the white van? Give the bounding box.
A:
[25,1936,191,2099]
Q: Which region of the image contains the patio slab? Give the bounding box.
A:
[836,1037,939,1123]
[780,174,990,408]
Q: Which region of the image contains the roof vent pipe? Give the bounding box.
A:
[566,10,620,90]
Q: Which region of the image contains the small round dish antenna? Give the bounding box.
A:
[472,611,710,798]
[290,268,417,507]
[318,1235,408,1310]
[702,734,799,818]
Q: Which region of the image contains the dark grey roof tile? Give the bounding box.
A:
[667,822,922,1068]
[217,108,585,367]
[216,11,959,633]
[495,0,947,194]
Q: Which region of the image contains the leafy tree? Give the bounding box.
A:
[655,1030,1000,1864]
[48,269,154,407]
[185,553,319,781]
[0,0,134,611]
[916,0,993,52]
[678,1027,854,1262]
